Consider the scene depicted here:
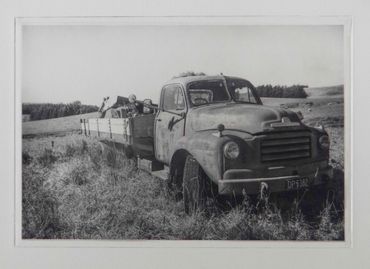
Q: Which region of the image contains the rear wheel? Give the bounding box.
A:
[182,155,209,214]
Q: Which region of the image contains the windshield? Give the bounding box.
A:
[187,79,230,107]
[226,78,260,104]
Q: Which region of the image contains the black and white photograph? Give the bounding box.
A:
[20,21,347,241]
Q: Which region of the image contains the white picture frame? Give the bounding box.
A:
[1,0,366,268]
[14,16,353,249]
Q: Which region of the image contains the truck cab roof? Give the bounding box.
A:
[164,75,253,87]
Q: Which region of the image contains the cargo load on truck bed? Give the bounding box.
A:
[81,95,157,158]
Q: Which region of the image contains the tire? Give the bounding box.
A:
[182,155,208,214]
[168,166,183,201]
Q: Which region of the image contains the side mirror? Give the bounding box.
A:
[180,112,186,118]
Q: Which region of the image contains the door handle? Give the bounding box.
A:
[156,118,162,122]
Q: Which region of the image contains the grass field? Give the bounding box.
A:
[22,112,98,137]
[22,87,345,240]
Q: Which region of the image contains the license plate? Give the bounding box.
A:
[286,177,310,190]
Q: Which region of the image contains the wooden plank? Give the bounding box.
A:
[110,121,124,134]
[151,169,169,181]
[138,158,165,173]
[88,119,98,132]
[98,118,110,133]
[108,118,131,136]
[85,116,154,151]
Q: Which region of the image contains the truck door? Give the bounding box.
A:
[155,84,186,164]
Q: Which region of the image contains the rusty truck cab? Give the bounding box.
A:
[155,75,333,202]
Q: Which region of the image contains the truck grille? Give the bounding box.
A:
[260,131,311,162]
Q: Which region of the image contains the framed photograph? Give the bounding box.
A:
[15,16,351,247]
[2,0,369,268]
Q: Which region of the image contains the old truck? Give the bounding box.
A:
[81,75,333,213]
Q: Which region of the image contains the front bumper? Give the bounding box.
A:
[218,165,333,195]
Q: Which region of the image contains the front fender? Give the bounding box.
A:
[171,130,234,184]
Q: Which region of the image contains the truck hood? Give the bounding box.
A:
[187,103,302,134]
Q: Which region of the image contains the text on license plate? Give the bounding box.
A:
[286,177,310,190]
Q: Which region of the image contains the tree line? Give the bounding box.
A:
[172,72,308,98]
[22,101,99,121]
[255,84,308,98]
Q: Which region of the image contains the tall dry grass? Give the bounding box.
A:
[22,134,344,240]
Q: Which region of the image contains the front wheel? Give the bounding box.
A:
[182,155,209,214]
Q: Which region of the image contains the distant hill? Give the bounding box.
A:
[305,85,344,98]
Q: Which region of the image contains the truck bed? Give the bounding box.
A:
[81,114,155,157]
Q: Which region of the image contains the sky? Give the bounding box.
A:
[22,25,344,105]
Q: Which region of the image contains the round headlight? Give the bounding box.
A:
[319,135,330,149]
[223,141,240,159]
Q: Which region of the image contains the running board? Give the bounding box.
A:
[137,157,169,181]
[151,169,169,181]
[137,157,164,172]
